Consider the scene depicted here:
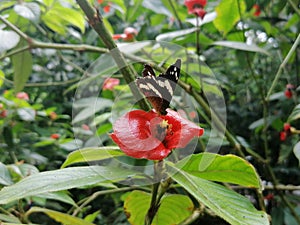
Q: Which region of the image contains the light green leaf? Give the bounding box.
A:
[214,0,246,35]
[0,70,4,87]
[288,104,300,122]
[0,213,21,223]
[11,40,32,92]
[17,108,35,121]
[26,207,94,225]
[142,0,171,16]
[13,2,40,21]
[168,165,269,225]
[0,162,13,186]
[0,166,138,204]
[36,191,77,206]
[124,190,194,225]
[61,147,124,168]
[293,141,300,166]
[0,30,20,53]
[156,28,197,42]
[212,41,270,55]
[176,153,261,188]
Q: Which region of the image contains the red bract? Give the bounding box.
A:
[110,109,204,160]
[113,27,138,41]
[184,0,207,19]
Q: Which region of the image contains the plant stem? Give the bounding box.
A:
[76,0,150,111]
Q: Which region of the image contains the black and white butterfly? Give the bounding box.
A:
[135,59,181,115]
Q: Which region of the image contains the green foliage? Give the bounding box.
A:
[0,0,299,224]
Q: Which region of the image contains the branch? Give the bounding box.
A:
[76,0,150,111]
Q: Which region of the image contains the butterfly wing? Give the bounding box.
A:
[136,59,181,115]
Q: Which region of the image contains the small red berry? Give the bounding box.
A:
[0,110,7,118]
[103,4,110,13]
[253,4,261,17]
[284,89,293,99]
[50,133,60,139]
[283,123,291,131]
[280,131,287,141]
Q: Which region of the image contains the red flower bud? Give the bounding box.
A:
[49,111,58,120]
[82,124,90,130]
[110,109,204,160]
[16,92,29,100]
[103,78,120,90]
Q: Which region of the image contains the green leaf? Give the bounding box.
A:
[36,191,77,206]
[293,141,300,166]
[17,108,35,121]
[142,0,171,16]
[214,0,246,35]
[0,163,13,186]
[124,190,194,225]
[212,41,270,55]
[0,213,21,223]
[0,30,20,53]
[168,165,269,225]
[176,153,261,188]
[13,2,40,21]
[26,207,94,225]
[0,70,4,87]
[288,104,300,122]
[61,147,125,168]
[11,40,32,92]
[0,166,138,204]
[156,28,197,42]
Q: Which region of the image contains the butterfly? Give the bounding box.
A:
[135,59,181,115]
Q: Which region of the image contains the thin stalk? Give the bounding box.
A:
[266,33,300,100]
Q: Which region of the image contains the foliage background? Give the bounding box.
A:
[0,0,299,224]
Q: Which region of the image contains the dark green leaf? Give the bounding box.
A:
[124,190,194,225]
[11,40,32,92]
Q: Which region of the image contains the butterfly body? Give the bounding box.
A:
[136,59,181,115]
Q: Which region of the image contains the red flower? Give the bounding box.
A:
[184,0,207,19]
[103,78,120,90]
[110,109,204,160]
[16,92,29,100]
[253,4,261,17]
[50,133,60,139]
[284,84,294,99]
